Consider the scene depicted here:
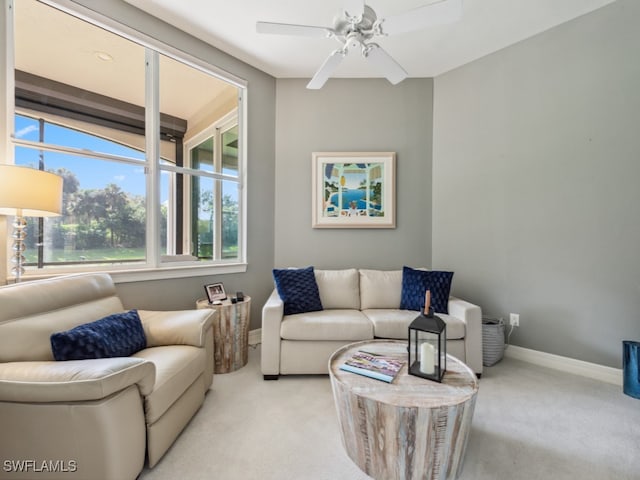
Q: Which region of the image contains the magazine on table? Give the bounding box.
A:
[339,350,406,383]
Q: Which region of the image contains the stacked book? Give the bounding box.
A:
[339,350,405,383]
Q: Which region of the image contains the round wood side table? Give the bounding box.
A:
[196,296,251,373]
[329,340,478,480]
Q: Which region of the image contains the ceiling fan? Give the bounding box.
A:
[256,0,463,89]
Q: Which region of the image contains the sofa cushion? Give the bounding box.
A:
[359,269,403,309]
[273,267,323,315]
[50,310,147,361]
[280,310,373,342]
[363,309,466,340]
[400,267,454,314]
[132,345,205,424]
[315,269,360,310]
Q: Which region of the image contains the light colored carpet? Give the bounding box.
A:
[139,346,640,480]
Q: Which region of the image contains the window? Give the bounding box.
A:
[5,0,247,280]
[184,112,239,260]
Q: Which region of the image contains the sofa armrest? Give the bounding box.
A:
[0,357,155,403]
[138,309,214,348]
[448,296,483,375]
[261,289,284,376]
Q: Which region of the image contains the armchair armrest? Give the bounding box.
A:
[261,289,284,376]
[448,296,483,375]
[138,309,214,348]
[0,357,155,403]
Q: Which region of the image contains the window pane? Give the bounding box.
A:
[14,0,146,158]
[14,0,148,272]
[16,150,146,268]
[42,122,145,160]
[192,175,214,260]
[159,52,240,263]
[222,126,238,176]
[15,115,39,142]
[191,136,214,173]
[16,114,145,161]
[160,170,171,256]
[222,180,239,259]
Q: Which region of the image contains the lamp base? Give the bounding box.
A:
[10,215,27,282]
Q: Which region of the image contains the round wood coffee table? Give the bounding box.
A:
[329,340,478,480]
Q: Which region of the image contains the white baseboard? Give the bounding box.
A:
[249,328,261,346]
[504,345,622,386]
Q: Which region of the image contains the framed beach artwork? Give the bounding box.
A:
[312,152,396,228]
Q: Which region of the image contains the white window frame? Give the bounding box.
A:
[2,0,248,283]
[182,110,239,260]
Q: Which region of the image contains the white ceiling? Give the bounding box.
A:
[123,0,616,79]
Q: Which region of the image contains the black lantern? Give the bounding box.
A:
[408,308,447,382]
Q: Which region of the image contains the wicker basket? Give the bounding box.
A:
[482,318,505,366]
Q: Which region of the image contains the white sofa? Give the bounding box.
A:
[0,273,215,480]
[261,268,483,379]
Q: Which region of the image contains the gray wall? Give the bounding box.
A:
[432,0,640,368]
[71,0,276,329]
[274,78,433,270]
[6,1,637,364]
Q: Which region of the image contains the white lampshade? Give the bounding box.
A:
[0,165,63,217]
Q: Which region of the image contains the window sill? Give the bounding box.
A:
[111,262,248,283]
[12,262,248,285]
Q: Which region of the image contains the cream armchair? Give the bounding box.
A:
[0,273,215,480]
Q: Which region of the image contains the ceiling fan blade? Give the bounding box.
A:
[256,21,334,38]
[379,0,463,35]
[364,44,408,85]
[344,0,365,20]
[307,50,346,90]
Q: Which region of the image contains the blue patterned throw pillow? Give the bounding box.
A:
[272,266,323,316]
[400,266,454,314]
[51,310,147,361]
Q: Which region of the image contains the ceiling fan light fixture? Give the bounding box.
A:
[256,0,463,89]
[345,32,363,50]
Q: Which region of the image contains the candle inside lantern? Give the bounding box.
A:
[424,290,431,314]
[420,342,435,374]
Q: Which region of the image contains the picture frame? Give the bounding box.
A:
[204,282,227,303]
[312,152,396,228]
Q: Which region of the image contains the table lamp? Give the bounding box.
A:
[0,165,63,282]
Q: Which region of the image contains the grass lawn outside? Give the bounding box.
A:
[24,246,239,264]
[25,247,146,263]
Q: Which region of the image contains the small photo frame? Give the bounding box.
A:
[204,282,226,303]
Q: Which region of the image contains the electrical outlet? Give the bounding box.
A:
[509,313,520,327]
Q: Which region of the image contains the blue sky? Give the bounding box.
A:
[16,115,148,198]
